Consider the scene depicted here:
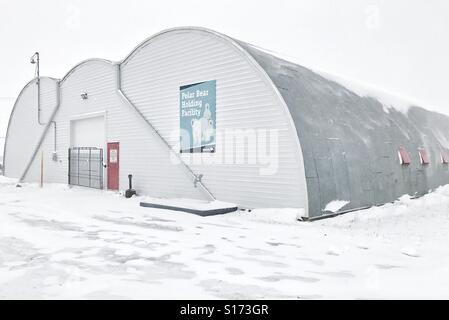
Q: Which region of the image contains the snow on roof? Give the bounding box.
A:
[241,42,435,115]
[314,70,429,115]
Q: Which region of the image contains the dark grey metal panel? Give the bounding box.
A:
[239,42,449,218]
[139,201,238,216]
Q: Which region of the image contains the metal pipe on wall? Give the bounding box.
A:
[19,80,61,183]
[31,52,45,126]
[37,75,42,125]
[52,121,57,151]
[114,63,215,201]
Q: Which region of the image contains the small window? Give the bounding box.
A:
[398,147,411,165]
[441,149,449,164]
[418,148,430,165]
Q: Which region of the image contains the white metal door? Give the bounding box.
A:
[70,115,105,148]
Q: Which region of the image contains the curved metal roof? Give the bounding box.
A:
[121,26,249,65]
[60,58,115,84]
[2,76,59,174]
[7,27,449,218]
[239,41,449,217]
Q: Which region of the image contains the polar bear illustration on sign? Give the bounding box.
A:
[191,118,202,147]
[191,103,214,147]
[203,103,212,120]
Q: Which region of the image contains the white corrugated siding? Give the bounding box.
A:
[4,77,58,178]
[23,61,204,200]
[8,28,308,210]
[121,29,307,209]
[39,78,58,124]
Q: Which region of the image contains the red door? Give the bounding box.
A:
[107,142,119,190]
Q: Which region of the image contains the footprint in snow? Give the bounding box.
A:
[376,264,402,270]
[226,267,244,275]
[326,245,342,256]
[357,242,369,250]
[401,246,420,257]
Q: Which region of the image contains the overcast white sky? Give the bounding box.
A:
[0,0,448,116]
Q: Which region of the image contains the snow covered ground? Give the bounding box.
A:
[1,176,449,299]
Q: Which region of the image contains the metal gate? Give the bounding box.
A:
[68,147,103,189]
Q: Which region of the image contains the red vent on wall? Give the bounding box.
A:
[418,148,430,165]
[441,149,449,164]
[398,147,411,165]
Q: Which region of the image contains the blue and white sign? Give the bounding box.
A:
[180,80,216,153]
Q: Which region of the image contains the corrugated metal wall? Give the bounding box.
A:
[23,60,205,200]
[3,77,58,178]
[7,27,449,220]
[121,29,307,210]
[4,28,309,213]
[243,44,449,218]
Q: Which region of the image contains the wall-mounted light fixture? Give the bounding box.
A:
[30,52,39,66]
[81,92,88,100]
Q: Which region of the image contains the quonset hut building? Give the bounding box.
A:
[4,27,449,220]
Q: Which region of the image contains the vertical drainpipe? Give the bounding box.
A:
[37,76,42,124]
[52,120,57,157]
[35,52,44,126]
[19,80,61,183]
[35,53,56,150]
[115,63,215,201]
[37,74,58,157]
